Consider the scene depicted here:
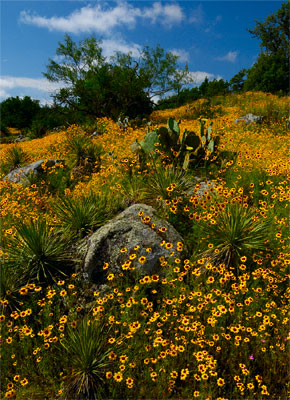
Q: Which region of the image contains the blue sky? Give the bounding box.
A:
[0,0,284,104]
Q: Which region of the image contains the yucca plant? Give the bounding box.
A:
[5,219,71,284]
[146,161,194,203]
[119,173,148,206]
[54,191,117,239]
[200,201,270,272]
[66,134,104,173]
[0,260,26,311]
[61,317,113,400]
[1,145,28,174]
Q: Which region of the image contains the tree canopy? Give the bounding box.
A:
[248,2,289,58]
[43,35,192,120]
[244,2,289,94]
[0,96,41,129]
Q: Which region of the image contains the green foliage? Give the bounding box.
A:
[0,260,27,312]
[119,173,148,206]
[156,87,200,110]
[248,2,289,58]
[81,119,108,136]
[139,130,160,155]
[65,134,104,173]
[245,2,289,94]
[0,96,41,129]
[54,191,117,239]
[44,35,191,120]
[229,69,248,92]
[138,44,193,100]
[5,219,71,283]
[199,77,229,99]
[156,80,229,112]
[24,163,71,196]
[146,163,194,205]
[244,52,289,94]
[61,317,113,400]
[1,145,29,175]
[200,202,271,272]
[0,123,10,138]
[131,117,224,173]
[28,118,47,139]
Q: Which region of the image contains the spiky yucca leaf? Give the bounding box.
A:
[1,145,29,174]
[147,163,194,201]
[200,202,270,270]
[55,191,117,238]
[119,174,148,205]
[61,317,112,400]
[5,219,70,283]
[66,134,104,172]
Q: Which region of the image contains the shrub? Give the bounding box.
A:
[24,162,71,196]
[66,134,104,174]
[146,163,194,205]
[5,219,72,284]
[54,190,118,239]
[0,145,29,175]
[61,317,113,399]
[200,201,271,273]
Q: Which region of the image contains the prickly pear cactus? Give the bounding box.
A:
[139,130,160,155]
[183,131,200,151]
[158,126,173,151]
[167,117,180,144]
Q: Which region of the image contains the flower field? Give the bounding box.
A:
[0,92,289,399]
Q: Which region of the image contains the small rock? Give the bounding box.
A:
[4,159,65,184]
[234,114,264,124]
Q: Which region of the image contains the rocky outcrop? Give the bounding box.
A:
[83,203,184,284]
[4,159,65,184]
[234,114,264,124]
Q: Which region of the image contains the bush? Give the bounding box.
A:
[5,219,72,284]
[61,317,113,399]
[54,191,117,239]
[0,145,29,175]
[66,134,104,174]
[199,201,271,273]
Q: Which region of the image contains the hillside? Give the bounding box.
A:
[1,92,289,399]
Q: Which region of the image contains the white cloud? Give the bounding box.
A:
[19,2,184,34]
[0,88,10,99]
[189,4,204,24]
[170,49,190,63]
[102,38,141,59]
[188,71,215,85]
[216,51,238,63]
[0,76,62,99]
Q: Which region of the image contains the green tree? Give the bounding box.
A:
[0,96,41,129]
[44,35,191,119]
[244,2,289,93]
[199,78,229,98]
[229,69,248,92]
[244,53,288,93]
[248,2,289,58]
[43,35,106,110]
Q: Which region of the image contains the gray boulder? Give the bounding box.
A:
[234,114,264,124]
[4,159,65,184]
[83,203,184,284]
